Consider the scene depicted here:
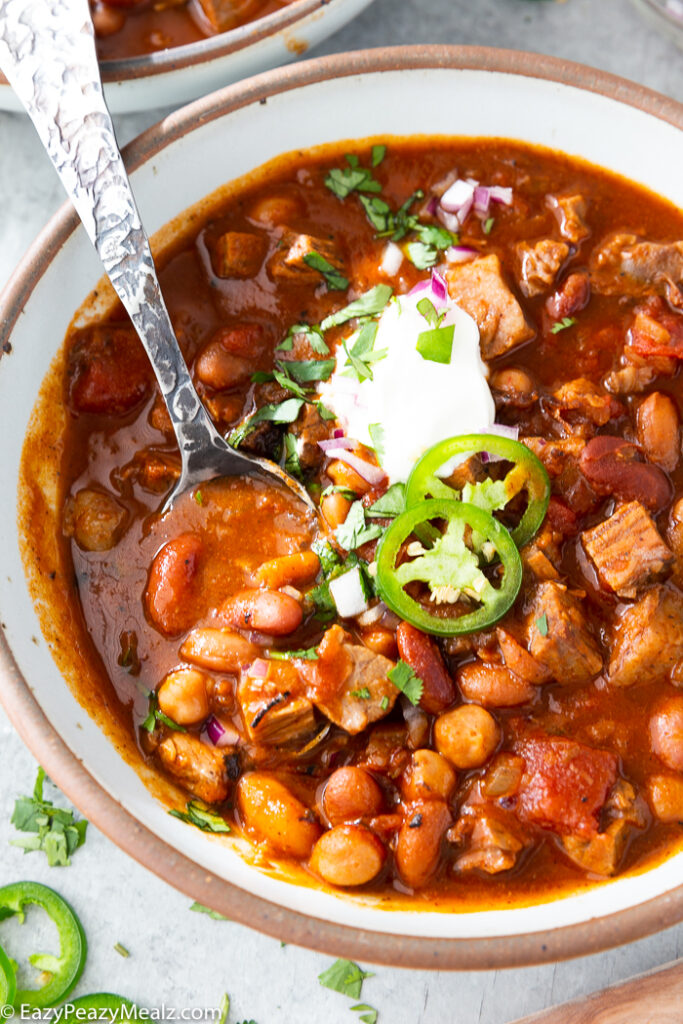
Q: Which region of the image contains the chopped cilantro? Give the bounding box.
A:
[366,483,406,519]
[550,316,577,334]
[141,691,186,734]
[416,297,445,329]
[342,321,387,382]
[406,241,439,270]
[483,216,495,235]
[320,284,393,331]
[303,251,349,291]
[189,902,230,920]
[272,368,309,400]
[371,144,386,167]
[312,539,343,576]
[413,221,456,250]
[268,647,319,661]
[351,687,371,700]
[283,433,303,481]
[368,422,385,462]
[114,942,130,958]
[277,322,329,354]
[359,194,394,233]
[416,324,455,364]
[335,501,384,551]
[316,401,336,421]
[169,800,230,833]
[352,1006,378,1024]
[309,580,336,622]
[325,154,382,199]
[318,959,374,999]
[194,489,204,506]
[284,358,336,383]
[10,767,88,867]
[228,397,304,448]
[536,613,549,636]
[387,660,424,706]
[380,696,389,712]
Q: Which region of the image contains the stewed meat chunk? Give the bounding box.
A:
[526,581,603,684]
[608,585,683,687]
[581,501,673,598]
[546,193,590,243]
[445,254,534,358]
[589,233,683,309]
[515,239,569,297]
[158,732,230,805]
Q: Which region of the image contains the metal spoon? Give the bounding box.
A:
[0,0,314,513]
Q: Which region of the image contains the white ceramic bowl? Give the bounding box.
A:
[1,47,683,968]
[0,0,375,114]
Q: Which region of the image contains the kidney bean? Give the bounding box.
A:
[219,588,303,635]
[396,622,456,714]
[212,323,268,360]
[457,662,535,708]
[310,824,386,887]
[636,392,680,472]
[248,194,304,227]
[395,800,452,889]
[237,773,320,858]
[545,271,590,321]
[322,767,383,825]
[359,626,398,659]
[145,533,202,636]
[579,435,672,510]
[647,774,683,822]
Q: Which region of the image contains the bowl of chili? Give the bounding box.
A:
[1,47,683,967]
[0,0,376,114]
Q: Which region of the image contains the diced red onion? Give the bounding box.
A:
[333,428,344,439]
[489,186,513,206]
[473,186,491,216]
[249,658,269,678]
[329,566,369,618]
[380,241,404,277]
[436,206,462,234]
[408,278,433,298]
[356,602,386,627]
[426,195,439,216]
[318,436,355,452]
[440,178,476,213]
[322,447,386,485]
[204,715,238,748]
[445,245,478,264]
[431,270,447,304]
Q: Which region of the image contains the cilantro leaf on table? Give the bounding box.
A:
[189,902,230,921]
[169,800,230,834]
[387,660,424,707]
[352,1005,378,1024]
[10,767,88,867]
[318,958,374,999]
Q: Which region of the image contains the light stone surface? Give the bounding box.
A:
[0,1,682,1021]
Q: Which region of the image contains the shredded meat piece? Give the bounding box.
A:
[526,581,603,684]
[608,584,683,687]
[551,378,623,428]
[514,735,618,838]
[582,501,673,598]
[238,661,316,746]
[589,233,683,309]
[452,812,525,874]
[357,724,411,779]
[515,239,569,297]
[445,254,534,358]
[158,732,229,804]
[67,325,152,415]
[546,194,590,243]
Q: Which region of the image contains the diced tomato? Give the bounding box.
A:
[628,298,683,360]
[68,325,152,414]
[513,735,617,838]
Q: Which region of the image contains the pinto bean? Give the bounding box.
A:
[457,662,535,708]
[145,533,202,636]
[237,773,320,858]
[434,704,500,769]
[181,628,257,671]
[650,696,683,771]
[248,194,303,226]
[637,392,680,472]
[579,435,672,511]
[401,750,456,803]
[545,271,590,321]
[396,622,456,714]
[254,552,320,590]
[194,343,251,391]
[647,774,683,822]
[322,767,383,825]
[360,626,398,659]
[218,589,303,635]
[490,367,536,407]
[157,668,210,726]
[321,492,353,529]
[395,800,452,889]
[310,824,386,886]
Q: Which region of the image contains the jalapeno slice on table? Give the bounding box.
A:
[405,434,550,548]
[0,881,86,1008]
[375,498,523,636]
[0,944,16,1009]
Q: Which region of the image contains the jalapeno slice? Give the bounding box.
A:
[0,944,16,1009]
[61,994,137,1020]
[405,434,550,548]
[0,881,86,1008]
[375,498,522,636]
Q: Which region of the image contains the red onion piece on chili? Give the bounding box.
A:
[440,178,476,213]
[249,658,269,678]
[473,186,491,216]
[436,205,462,234]
[204,715,237,748]
[489,186,513,205]
[318,436,356,452]
[333,427,345,439]
[431,270,448,304]
[322,447,386,485]
[446,245,479,264]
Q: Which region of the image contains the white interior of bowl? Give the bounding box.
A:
[2,65,682,939]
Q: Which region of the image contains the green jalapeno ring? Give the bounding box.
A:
[405,434,550,549]
[375,498,523,637]
[60,994,137,1020]
[0,944,16,1009]
[0,881,87,1009]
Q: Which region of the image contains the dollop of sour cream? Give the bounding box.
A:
[318,285,495,483]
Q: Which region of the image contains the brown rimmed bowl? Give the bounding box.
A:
[1,46,683,968]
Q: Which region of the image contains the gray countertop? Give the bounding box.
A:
[1,1,682,1021]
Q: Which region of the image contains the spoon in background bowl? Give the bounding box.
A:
[0,0,315,515]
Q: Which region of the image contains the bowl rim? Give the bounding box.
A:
[1,44,683,969]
